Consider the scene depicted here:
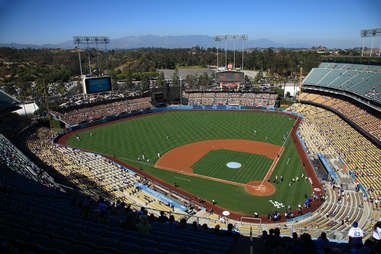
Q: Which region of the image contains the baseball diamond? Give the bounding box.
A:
[62,109,318,215]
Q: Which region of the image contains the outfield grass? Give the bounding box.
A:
[192,149,272,184]
[68,111,294,161]
[67,110,312,214]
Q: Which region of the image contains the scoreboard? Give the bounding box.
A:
[216,71,244,83]
[82,76,112,94]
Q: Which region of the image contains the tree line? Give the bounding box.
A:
[0,46,324,97]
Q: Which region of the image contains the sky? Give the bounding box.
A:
[0,0,380,48]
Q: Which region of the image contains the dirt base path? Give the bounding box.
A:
[244,146,284,196]
[155,139,280,173]
[155,139,281,196]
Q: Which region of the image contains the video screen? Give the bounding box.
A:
[216,71,244,82]
[85,77,112,94]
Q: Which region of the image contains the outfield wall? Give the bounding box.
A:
[56,106,323,223]
[62,105,276,132]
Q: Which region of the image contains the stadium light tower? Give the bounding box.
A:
[215,34,249,70]
[224,35,228,68]
[73,37,83,75]
[73,36,110,76]
[215,36,223,69]
[232,35,237,69]
[360,28,381,57]
[241,34,248,71]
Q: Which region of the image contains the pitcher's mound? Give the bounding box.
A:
[226,162,242,168]
[245,181,275,196]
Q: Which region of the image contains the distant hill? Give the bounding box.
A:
[0,35,315,50]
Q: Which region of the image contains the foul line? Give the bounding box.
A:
[258,121,295,188]
[259,146,284,187]
[174,176,191,182]
[118,157,155,167]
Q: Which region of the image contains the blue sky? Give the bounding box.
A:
[0,0,380,48]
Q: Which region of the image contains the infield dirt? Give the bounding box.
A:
[155,139,282,196]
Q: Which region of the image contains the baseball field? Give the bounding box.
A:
[66,110,313,215]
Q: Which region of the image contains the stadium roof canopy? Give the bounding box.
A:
[14,103,39,116]
[0,90,21,116]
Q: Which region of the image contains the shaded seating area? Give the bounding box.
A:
[0,166,236,254]
[303,62,381,103]
[1,165,379,254]
[0,133,59,189]
[51,97,152,126]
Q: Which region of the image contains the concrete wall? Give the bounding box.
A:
[284,83,300,97]
[157,69,215,80]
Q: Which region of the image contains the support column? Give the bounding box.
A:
[370,37,375,56]
[361,37,365,57]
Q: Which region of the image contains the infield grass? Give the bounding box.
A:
[67,110,312,214]
[192,149,272,184]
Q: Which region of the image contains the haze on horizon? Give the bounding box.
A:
[0,0,380,49]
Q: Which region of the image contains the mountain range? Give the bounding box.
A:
[0,35,315,49]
